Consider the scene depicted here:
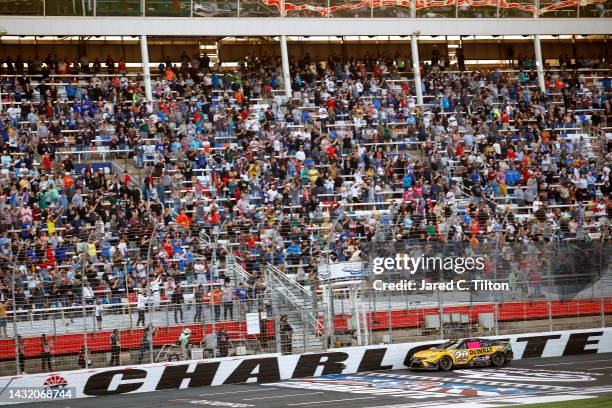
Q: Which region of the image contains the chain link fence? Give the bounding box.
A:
[2,237,609,376]
[2,298,279,376]
[319,241,610,347]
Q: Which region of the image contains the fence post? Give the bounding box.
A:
[322,304,328,352]
[302,310,307,353]
[11,277,20,375]
[437,289,444,340]
[468,303,473,337]
[601,294,606,328]
[494,301,499,336]
[13,313,20,375]
[150,324,155,364]
[165,303,170,327]
[387,291,392,344]
[274,313,281,354]
[211,304,217,358]
[361,299,370,346]
[548,300,553,332]
[83,305,90,369]
[330,286,336,348]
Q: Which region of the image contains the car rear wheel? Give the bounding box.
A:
[491,352,505,367]
[438,356,453,371]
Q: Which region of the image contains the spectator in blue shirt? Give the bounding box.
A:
[236,282,250,315]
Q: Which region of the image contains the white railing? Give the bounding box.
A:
[265,263,324,336]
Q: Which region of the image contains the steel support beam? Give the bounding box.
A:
[534,33,546,94]
[280,34,292,100]
[411,35,423,106]
[140,34,153,102]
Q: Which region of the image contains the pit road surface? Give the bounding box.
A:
[13,353,612,408]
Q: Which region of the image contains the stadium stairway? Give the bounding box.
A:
[265,264,324,353]
[226,256,324,353]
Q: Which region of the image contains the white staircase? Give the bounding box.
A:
[266,264,324,353]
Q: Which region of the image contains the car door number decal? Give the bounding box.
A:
[455,351,469,362]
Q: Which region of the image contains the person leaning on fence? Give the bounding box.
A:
[222,281,235,321]
[109,329,121,366]
[78,346,87,369]
[236,282,249,316]
[171,285,184,324]
[95,299,104,330]
[78,346,93,369]
[0,299,10,338]
[82,281,95,305]
[211,286,222,321]
[178,328,191,360]
[40,334,53,372]
[280,315,293,355]
[217,327,229,358]
[136,289,147,327]
[17,335,26,374]
[137,325,156,364]
[193,284,204,323]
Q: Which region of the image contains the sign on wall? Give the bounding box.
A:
[0,328,610,404]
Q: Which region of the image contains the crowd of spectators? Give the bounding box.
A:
[0,48,610,332]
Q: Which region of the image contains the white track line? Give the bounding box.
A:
[535,358,612,367]
[199,388,278,396]
[365,392,596,408]
[247,392,324,400]
[289,397,377,406]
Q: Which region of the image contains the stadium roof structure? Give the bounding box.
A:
[0,0,611,36]
[0,16,611,36]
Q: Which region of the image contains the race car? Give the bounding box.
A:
[410,338,513,371]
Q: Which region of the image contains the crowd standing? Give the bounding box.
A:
[0,48,609,347]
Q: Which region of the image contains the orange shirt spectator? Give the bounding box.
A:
[211,288,222,304]
[176,212,191,228]
[470,235,479,248]
[63,174,74,188]
[165,68,175,81]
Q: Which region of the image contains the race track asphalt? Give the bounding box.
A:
[11,353,612,408]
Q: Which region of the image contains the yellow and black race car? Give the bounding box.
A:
[410,338,513,371]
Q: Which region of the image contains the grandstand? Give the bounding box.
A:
[0,2,610,383]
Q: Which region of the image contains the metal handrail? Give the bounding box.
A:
[265,264,324,336]
[233,262,253,283]
[266,262,312,299]
[268,272,303,308]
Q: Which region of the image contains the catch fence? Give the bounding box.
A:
[1,241,609,376]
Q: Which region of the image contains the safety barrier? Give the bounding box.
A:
[0,327,610,404]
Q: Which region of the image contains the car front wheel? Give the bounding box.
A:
[438,356,453,371]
